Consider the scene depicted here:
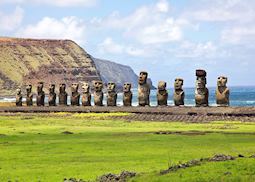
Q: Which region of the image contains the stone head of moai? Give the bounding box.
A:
[82,82,90,93]
[123,82,132,93]
[59,83,68,106]
[71,83,79,93]
[16,88,22,106]
[93,80,104,106]
[16,88,21,95]
[217,76,228,87]
[107,82,116,92]
[37,82,44,94]
[26,84,33,106]
[81,82,91,106]
[94,80,103,92]
[138,71,150,106]
[48,84,56,106]
[158,81,167,91]
[36,82,45,106]
[59,83,66,94]
[216,76,229,107]
[196,70,207,89]
[123,82,132,106]
[49,84,55,94]
[195,69,209,107]
[138,71,148,85]
[157,81,168,106]
[107,82,117,106]
[174,78,185,106]
[174,78,184,90]
[26,84,32,94]
[71,83,80,106]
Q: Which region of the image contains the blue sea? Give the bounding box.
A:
[1,86,255,106]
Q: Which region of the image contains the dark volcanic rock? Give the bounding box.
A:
[97,171,136,182]
[209,154,236,161]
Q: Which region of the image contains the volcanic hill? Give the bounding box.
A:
[0,37,149,95]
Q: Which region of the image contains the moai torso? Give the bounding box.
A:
[82,82,91,106]
[173,78,185,106]
[107,82,117,106]
[48,84,56,106]
[93,81,104,106]
[36,82,45,106]
[216,76,229,106]
[71,83,80,106]
[138,71,150,106]
[123,83,132,106]
[195,70,209,107]
[16,88,22,106]
[59,84,68,106]
[157,81,168,106]
[26,84,33,106]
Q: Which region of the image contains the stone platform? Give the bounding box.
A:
[1,106,255,122]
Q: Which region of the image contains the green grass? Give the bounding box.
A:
[0,113,255,181]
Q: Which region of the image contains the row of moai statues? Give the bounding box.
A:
[16,70,229,107]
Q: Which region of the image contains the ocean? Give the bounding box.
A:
[1,86,255,107]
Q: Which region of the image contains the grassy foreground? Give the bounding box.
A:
[0,113,254,181]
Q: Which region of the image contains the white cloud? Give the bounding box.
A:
[91,0,187,45]
[173,41,219,59]
[0,0,97,7]
[98,37,123,54]
[184,0,255,23]
[16,16,86,43]
[0,7,24,31]
[221,26,255,44]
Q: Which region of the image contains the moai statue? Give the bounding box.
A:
[36,82,45,106]
[48,84,56,106]
[123,82,132,106]
[107,82,117,106]
[138,71,150,106]
[16,88,22,106]
[195,69,209,107]
[81,82,91,106]
[59,83,68,106]
[71,83,80,106]
[173,78,185,106]
[157,81,168,106]
[93,80,104,106]
[26,84,33,106]
[216,76,229,106]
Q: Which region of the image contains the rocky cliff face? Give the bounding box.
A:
[93,58,155,90]
[0,37,101,95]
[0,37,154,95]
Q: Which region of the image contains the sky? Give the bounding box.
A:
[0,0,255,87]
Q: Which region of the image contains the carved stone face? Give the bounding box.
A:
[217,76,228,87]
[71,83,79,93]
[174,78,183,90]
[123,83,131,92]
[16,88,21,95]
[82,82,90,93]
[94,80,103,92]
[37,82,44,93]
[158,81,166,91]
[196,77,206,89]
[107,82,116,92]
[59,84,66,93]
[26,84,32,93]
[49,84,55,93]
[139,71,148,85]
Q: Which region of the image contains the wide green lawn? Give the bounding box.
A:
[0,113,254,181]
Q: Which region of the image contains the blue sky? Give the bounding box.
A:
[0,0,255,87]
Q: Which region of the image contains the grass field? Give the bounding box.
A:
[0,113,254,181]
